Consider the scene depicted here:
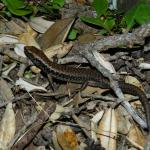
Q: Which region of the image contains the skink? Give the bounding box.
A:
[24,46,150,130]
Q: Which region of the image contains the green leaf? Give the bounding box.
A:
[104,18,115,30]
[68,29,78,40]
[135,4,150,24]
[92,0,108,16]
[53,0,64,7]
[123,7,136,29]
[1,0,32,16]
[98,29,108,35]
[123,2,150,29]
[80,16,115,31]
[52,4,60,9]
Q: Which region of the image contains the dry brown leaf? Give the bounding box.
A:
[56,125,79,150]
[39,17,75,49]
[57,83,107,103]
[115,109,131,135]
[0,18,26,35]
[43,42,73,59]
[57,83,80,96]
[19,32,40,48]
[0,78,14,102]
[0,103,16,150]
[50,105,70,122]
[78,33,97,44]
[98,108,117,150]
[11,102,54,150]
[18,25,40,48]
[0,79,16,149]
[128,124,145,147]
[6,20,26,35]
[81,86,108,95]
[26,24,38,38]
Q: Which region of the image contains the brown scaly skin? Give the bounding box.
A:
[24,46,150,130]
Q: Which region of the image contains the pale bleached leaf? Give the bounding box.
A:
[0,34,19,45]
[98,108,117,150]
[50,105,70,122]
[15,78,47,92]
[29,17,55,33]
[139,63,150,70]
[0,103,16,150]
[14,44,26,58]
[93,51,116,74]
[2,62,17,76]
[91,110,104,141]
[91,111,104,123]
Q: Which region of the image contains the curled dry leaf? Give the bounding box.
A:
[29,17,55,33]
[56,125,79,150]
[14,44,26,58]
[50,105,70,122]
[0,103,16,150]
[15,78,47,92]
[125,75,144,107]
[125,76,144,91]
[91,111,104,141]
[97,108,117,150]
[43,42,73,59]
[2,62,17,76]
[52,131,62,150]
